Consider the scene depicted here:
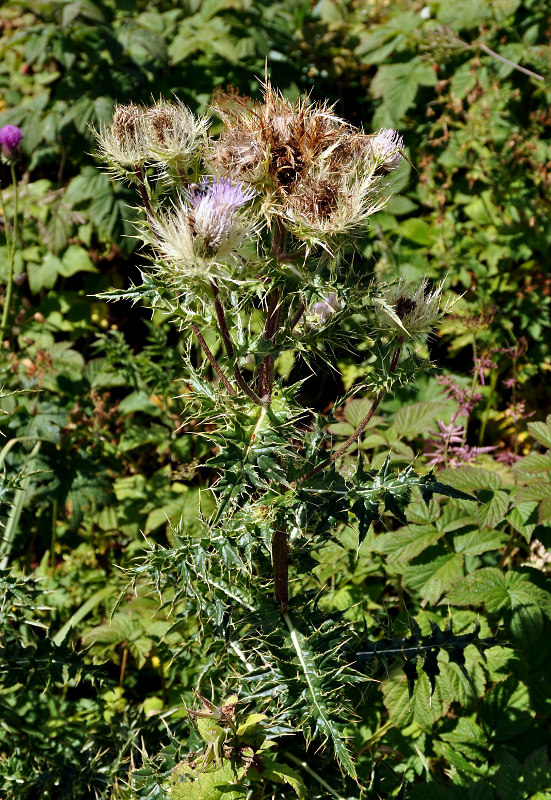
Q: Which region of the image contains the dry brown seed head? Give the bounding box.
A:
[112,104,142,145]
[292,178,340,223]
[209,129,264,180]
[146,105,175,145]
[395,295,417,320]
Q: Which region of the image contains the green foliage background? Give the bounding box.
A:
[0,0,550,797]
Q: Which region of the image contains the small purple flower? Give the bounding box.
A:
[0,124,23,163]
[309,293,341,323]
[184,177,256,249]
[472,354,497,386]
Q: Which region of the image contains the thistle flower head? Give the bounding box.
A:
[145,99,209,174]
[208,82,403,244]
[369,129,404,173]
[184,177,256,249]
[0,124,23,164]
[308,292,341,323]
[375,277,452,339]
[208,82,347,197]
[95,103,149,177]
[283,157,387,249]
[149,176,257,285]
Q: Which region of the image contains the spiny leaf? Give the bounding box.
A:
[283,612,357,779]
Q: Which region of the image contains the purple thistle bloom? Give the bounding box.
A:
[185,177,256,249]
[0,124,23,163]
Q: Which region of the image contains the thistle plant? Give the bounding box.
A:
[97,83,493,797]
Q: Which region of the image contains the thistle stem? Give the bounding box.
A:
[134,166,154,219]
[289,300,306,331]
[191,324,236,396]
[0,164,19,342]
[258,220,287,403]
[259,288,282,402]
[296,345,401,486]
[282,751,347,800]
[211,282,265,406]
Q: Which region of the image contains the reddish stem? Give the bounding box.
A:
[192,324,236,396]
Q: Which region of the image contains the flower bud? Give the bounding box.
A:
[0,124,23,163]
[374,277,452,340]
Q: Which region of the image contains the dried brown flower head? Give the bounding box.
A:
[111,103,143,147]
[208,82,348,197]
[208,82,403,244]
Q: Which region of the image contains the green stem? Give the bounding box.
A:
[477,41,544,82]
[192,323,236,396]
[50,497,58,571]
[1,164,19,342]
[272,528,289,611]
[211,282,264,406]
[282,751,347,800]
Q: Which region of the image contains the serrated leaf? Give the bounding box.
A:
[515,483,551,503]
[392,401,448,439]
[399,218,436,246]
[507,501,539,542]
[478,490,509,529]
[439,716,488,760]
[446,569,551,620]
[412,671,447,730]
[261,760,306,798]
[284,617,357,779]
[513,452,551,473]
[495,753,524,800]
[453,528,508,555]
[481,678,532,741]
[375,524,444,562]
[403,553,464,603]
[439,466,502,492]
[527,418,551,449]
[382,675,414,728]
[27,252,62,293]
[59,244,97,277]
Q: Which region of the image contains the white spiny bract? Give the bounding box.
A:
[145,99,209,176]
[145,179,258,285]
[96,103,150,178]
[95,99,207,182]
[369,128,404,173]
[374,277,452,340]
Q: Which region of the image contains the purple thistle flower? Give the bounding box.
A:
[0,124,23,163]
[309,293,341,323]
[184,177,256,249]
